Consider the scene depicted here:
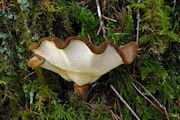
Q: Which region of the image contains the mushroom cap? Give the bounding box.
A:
[28,36,138,86]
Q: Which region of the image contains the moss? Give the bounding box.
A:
[0,0,179,119]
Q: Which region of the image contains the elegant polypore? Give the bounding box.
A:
[28,36,138,99]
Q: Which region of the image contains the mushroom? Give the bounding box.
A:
[28,36,138,99]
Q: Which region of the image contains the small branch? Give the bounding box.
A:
[102,15,117,22]
[87,34,92,43]
[97,25,102,36]
[132,83,162,112]
[0,1,15,9]
[78,0,92,6]
[24,71,35,79]
[172,0,176,11]
[172,0,177,31]
[108,108,121,120]
[135,80,169,120]
[136,0,141,44]
[96,0,106,38]
[110,85,140,120]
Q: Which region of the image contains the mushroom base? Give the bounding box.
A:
[74,84,89,100]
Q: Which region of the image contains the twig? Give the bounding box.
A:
[102,15,117,22]
[136,0,141,44]
[24,71,36,79]
[172,0,178,31]
[89,93,97,104]
[0,1,15,9]
[82,101,95,109]
[88,34,92,43]
[132,83,162,112]
[79,0,92,6]
[172,0,176,11]
[96,25,102,36]
[96,0,106,38]
[110,85,140,120]
[108,108,121,120]
[135,80,169,120]
[116,99,123,119]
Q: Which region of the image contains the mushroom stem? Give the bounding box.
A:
[74,84,89,100]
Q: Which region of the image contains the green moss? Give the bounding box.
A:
[0,0,179,119]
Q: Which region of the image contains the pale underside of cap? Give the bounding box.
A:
[32,40,124,86]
